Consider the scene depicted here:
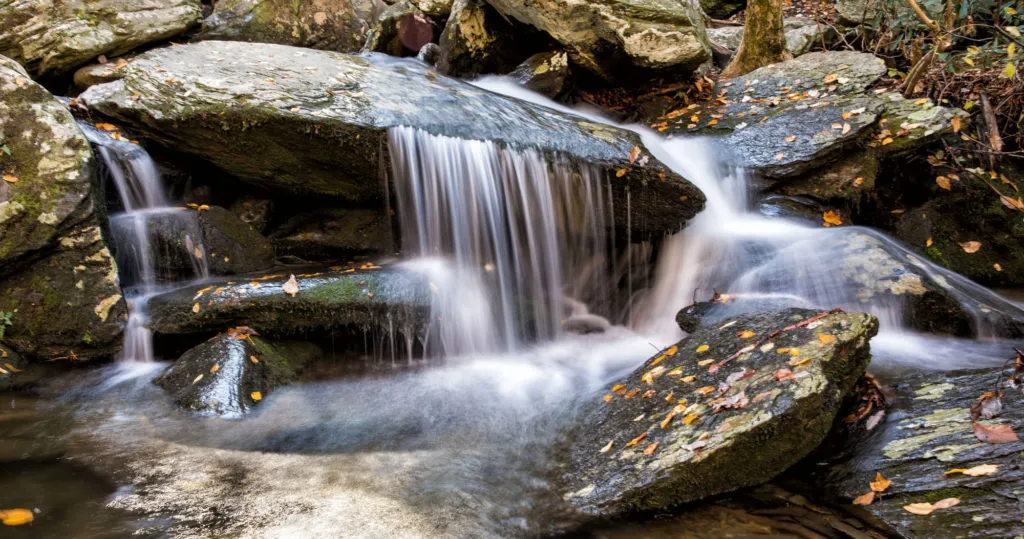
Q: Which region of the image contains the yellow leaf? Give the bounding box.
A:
[643,441,660,455]
[959,241,982,253]
[611,384,625,393]
[914,98,929,105]
[210,364,220,374]
[869,472,891,492]
[737,330,756,339]
[681,375,697,383]
[852,491,875,505]
[193,247,203,259]
[615,168,627,178]
[994,263,1003,271]
[625,432,647,447]
[926,238,933,247]
[2,174,18,183]
[629,146,641,164]
[696,344,709,353]
[250,355,260,363]
[0,508,34,526]
[882,137,894,145]
[697,359,713,366]
[817,333,837,344]
[603,394,613,402]
[192,302,200,313]
[823,210,843,226]
[1009,43,1017,59]
[690,115,699,123]
[1007,6,1019,15]
[665,345,678,356]
[788,357,812,367]
[936,176,951,190]
[951,116,961,133]
[945,464,998,476]
[964,56,975,67]
[661,412,676,429]
[192,374,203,384]
[682,414,700,424]
[784,135,796,142]
[1004,62,1017,78]
[197,204,210,211]
[842,112,852,120]
[3,363,21,373]
[599,439,614,453]
[251,391,263,401]
[823,73,838,83]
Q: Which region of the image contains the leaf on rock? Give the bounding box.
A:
[959,241,982,253]
[643,441,660,455]
[869,472,891,492]
[251,391,263,401]
[249,355,259,364]
[817,333,836,344]
[95,122,118,131]
[2,175,18,183]
[972,422,1019,443]
[737,330,756,339]
[616,168,627,178]
[971,391,1003,421]
[951,116,961,133]
[210,364,220,374]
[784,135,796,142]
[936,176,952,190]
[788,357,812,367]
[945,464,999,476]
[611,384,625,393]
[629,146,641,164]
[905,498,961,514]
[823,210,843,226]
[192,303,200,313]
[0,508,34,526]
[695,386,716,395]
[696,344,710,353]
[599,439,614,453]
[625,432,647,447]
[852,492,875,505]
[192,374,203,385]
[283,274,300,297]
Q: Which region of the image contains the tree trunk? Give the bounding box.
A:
[721,0,791,78]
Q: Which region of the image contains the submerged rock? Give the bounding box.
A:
[0,0,201,77]
[485,0,711,82]
[561,308,878,516]
[154,331,321,417]
[80,41,704,237]
[147,265,430,336]
[437,0,535,78]
[819,367,1024,537]
[510,52,571,98]
[198,0,386,52]
[0,56,126,360]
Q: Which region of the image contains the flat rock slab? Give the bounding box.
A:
[147,264,432,336]
[561,308,878,517]
[80,41,704,237]
[820,367,1024,538]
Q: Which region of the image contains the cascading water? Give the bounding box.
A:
[83,125,209,364]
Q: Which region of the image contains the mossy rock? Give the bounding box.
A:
[154,333,321,417]
[0,0,201,77]
[818,367,1024,537]
[561,308,878,517]
[199,0,386,52]
[79,41,704,238]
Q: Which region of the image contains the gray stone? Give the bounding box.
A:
[485,0,711,81]
[73,59,129,91]
[836,0,943,26]
[362,1,434,57]
[510,52,571,98]
[199,0,386,52]
[80,41,705,237]
[561,308,878,516]
[0,0,201,77]
[707,18,836,57]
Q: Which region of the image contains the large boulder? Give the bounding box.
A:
[437,0,536,78]
[269,208,393,259]
[707,18,837,58]
[561,308,878,516]
[819,367,1024,537]
[510,52,571,98]
[0,0,201,77]
[198,0,386,52]
[154,330,321,417]
[484,0,711,82]
[79,41,705,237]
[147,265,431,336]
[0,56,126,360]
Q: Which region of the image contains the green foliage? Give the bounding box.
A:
[0,311,14,339]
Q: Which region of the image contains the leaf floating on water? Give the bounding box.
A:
[972,422,1019,443]
[817,333,837,344]
[696,344,709,353]
[959,241,982,253]
[599,439,614,453]
[251,391,262,401]
[283,274,300,297]
[0,508,34,526]
[625,432,647,447]
[736,330,756,339]
[643,441,660,455]
[869,472,891,492]
[852,491,875,505]
[945,464,998,476]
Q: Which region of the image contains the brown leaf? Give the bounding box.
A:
[959,241,982,253]
[936,176,952,190]
[903,502,936,515]
[972,422,1019,443]
[852,491,875,505]
[643,441,660,455]
[629,146,641,164]
[971,391,1003,421]
[945,464,998,476]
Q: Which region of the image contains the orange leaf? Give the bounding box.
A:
[817,333,836,344]
[869,472,891,492]
[625,432,647,447]
[959,241,981,253]
[629,146,641,164]
[852,491,875,505]
[695,386,716,395]
[643,441,660,455]
[823,210,843,226]
[0,508,34,526]
[973,422,1019,443]
[2,175,17,183]
[251,391,263,401]
[737,330,756,339]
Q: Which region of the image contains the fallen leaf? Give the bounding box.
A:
[775,368,795,381]
[973,422,1019,443]
[283,274,300,297]
[251,391,263,401]
[616,168,627,178]
[903,503,935,515]
[599,439,614,453]
[933,497,960,509]
[682,414,700,424]
[611,384,625,393]
[696,344,710,353]
[192,374,203,384]
[882,137,894,145]
[784,135,796,142]
[210,364,220,374]
[626,432,647,447]
[681,375,697,383]
[959,241,982,253]
[817,333,836,344]
[737,330,756,339]
[936,176,951,190]
[192,302,200,313]
[603,394,613,402]
[95,122,118,131]
[914,98,930,105]
[629,146,641,164]
[250,355,259,364]
[870,472,891,492]
[789,357,812,367]
[951,116,961,133]
[823,73,838,83]
[197,204,210,211]
[853,491,875,505]
[971,391,1002,421]
[945,464,998,477]
[3,363,20,373]
[926,238,933,247]
[0,508,34,526]
[823,210,843,226]
[695,386,716,395]
[2,175,17,183]
[994,263,1003,271]
[841,122,852,135]
[775,152,785,161]
[643,441,660,455]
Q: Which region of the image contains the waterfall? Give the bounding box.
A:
[84,124,209,363]
[388,126,615,355]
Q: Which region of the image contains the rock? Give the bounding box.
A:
[819,367,1024,537]
[0,343,23,390]
[700,0,746,18]
[561,308,878,516]
[147,264,431,336]
[836,0,943,26]
[416,42,441,65]
[411,0,453,17]
[485,0,711,82]
[363,1,435,57]
[80,41,705,237]
[510,52,570,98]
[73,60,128,91]
[228,198,273,234]
[0,56,126,360]
[437,0,536,77]
[198,0,386,52]
[707,18,836,57]
[0,0,201,77]
[154,331,321,417]
[114,206,275,277]
[269,208,393,259]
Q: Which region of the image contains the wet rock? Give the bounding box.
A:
[561,308,878,516]
[199,0,386,52]
[776,152,880,201]
[510,52,570,98]
[0,343,23,390]
[437,0,535,77]
[228,197,272,234]
[485,0,710,82]
[80,41,705,237]
[411,0,453,17]
[707,18,836,57]
[147,265,431,336]
[73,60,129,91]
[154,331,321,417]
[416,42,441,65]
[700,0,746,18]
[0,56,126,360]
[0,0,201,77]
[819,367,1024,537]
[363,1,435,57]
[269,208,392,259]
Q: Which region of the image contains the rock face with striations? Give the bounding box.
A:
[0,55,126,360]
[198,0,387,52]
[80,41,705,237]
[485,0,711,81]
[437,0,538,78]
[561,308,878,516]
[0,0,201,77]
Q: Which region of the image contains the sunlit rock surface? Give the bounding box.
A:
[0,0,201,77]
[561,308,878,516]
[509,52,571,98]
[0,55,126,360]
[819,367,1024,537]
[437,0,537,77]
[80,41,704,237]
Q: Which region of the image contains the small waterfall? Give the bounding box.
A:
[84,124,209,363]
[388,126,614,355]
